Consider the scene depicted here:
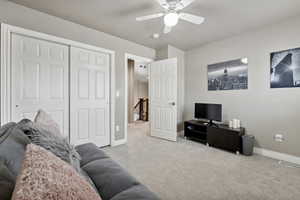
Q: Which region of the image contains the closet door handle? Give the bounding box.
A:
[169,102,176,106]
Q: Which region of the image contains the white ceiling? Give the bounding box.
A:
[9,0,300,50]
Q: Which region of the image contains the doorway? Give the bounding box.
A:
[125,54,152,140]
[125,54,178,143]
[128,59,149,123]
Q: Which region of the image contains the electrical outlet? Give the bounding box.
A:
[274,134,284,142]
[116,125,120,132]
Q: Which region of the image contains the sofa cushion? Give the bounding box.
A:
[80,168,98,191]
[110,185,160,200]
[82,158,140,200]
[76,143,160,200]
[12,144,102,200]
[0,123,31,179]
[76,143,109,167]
[0,160,15,200]
[0,123,31,200]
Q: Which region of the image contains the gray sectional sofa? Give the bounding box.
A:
[76,143,160,200]
[0,122,160,200]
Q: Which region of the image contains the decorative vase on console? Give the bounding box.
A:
[229,119,241,128]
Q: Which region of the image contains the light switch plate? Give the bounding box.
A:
[274,134,284,142]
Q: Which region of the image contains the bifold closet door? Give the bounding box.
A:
[70,47,110,147]
[11,33,69,137]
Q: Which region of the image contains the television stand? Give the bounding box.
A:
[184,120,245,154]
[184,120,208,144]
[206,120,219,127]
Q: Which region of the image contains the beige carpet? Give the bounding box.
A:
[103,122,300,200]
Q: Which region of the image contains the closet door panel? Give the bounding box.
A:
[11,33,69,137]
[49,64,65,99]
[70,47,110,147]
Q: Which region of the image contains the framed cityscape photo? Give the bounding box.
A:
[270,47,300,88]
[208,58,248,91]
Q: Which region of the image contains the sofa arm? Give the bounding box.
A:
[76,143,109,167]
[76,143,160,200]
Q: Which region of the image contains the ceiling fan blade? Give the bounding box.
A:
[176,0,195,10]
[155,0,169,9]
[163,26,172,34]
[179,13,205,25]
[136,13,164,21]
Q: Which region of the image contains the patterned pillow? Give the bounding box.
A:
[17,119,81,173]
[12,144,102,200]
[34,109,62,136]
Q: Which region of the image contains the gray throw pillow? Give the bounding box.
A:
[34,109,62,136]
[17,119,81,173]
[17,119,97,191]
[0,159,15,200]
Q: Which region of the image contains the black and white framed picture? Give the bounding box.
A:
[270,47,300,88]
[208,58,248,91]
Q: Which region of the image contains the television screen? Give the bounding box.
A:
[195,103,222,122]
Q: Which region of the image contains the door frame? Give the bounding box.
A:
[1,23,118,146]
[123,53,153,145]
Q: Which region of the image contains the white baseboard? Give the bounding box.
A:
[111,139,126,147]
[254,147,300,165]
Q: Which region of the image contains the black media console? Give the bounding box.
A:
[184,120,245,154]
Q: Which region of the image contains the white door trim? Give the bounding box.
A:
[1,23,116,146]
[124,53,153,145]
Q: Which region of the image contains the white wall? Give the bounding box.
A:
[156,46,169,60]
[135,81,148,99]
[0,0,156,141]
[185,16,300,157]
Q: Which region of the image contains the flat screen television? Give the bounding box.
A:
[195,103,222,125]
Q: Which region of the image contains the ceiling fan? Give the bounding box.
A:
[136,0,205,34]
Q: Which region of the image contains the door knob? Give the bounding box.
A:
[16,105,19,108]
[169,102,176,106]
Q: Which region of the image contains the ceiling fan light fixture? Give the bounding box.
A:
[241,58,248,64]
[164,12,179,27]
[152,33,160,39]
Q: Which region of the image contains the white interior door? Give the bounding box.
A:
[11,33,69,137]
[149,58,177,141]
[70,47,110,147]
